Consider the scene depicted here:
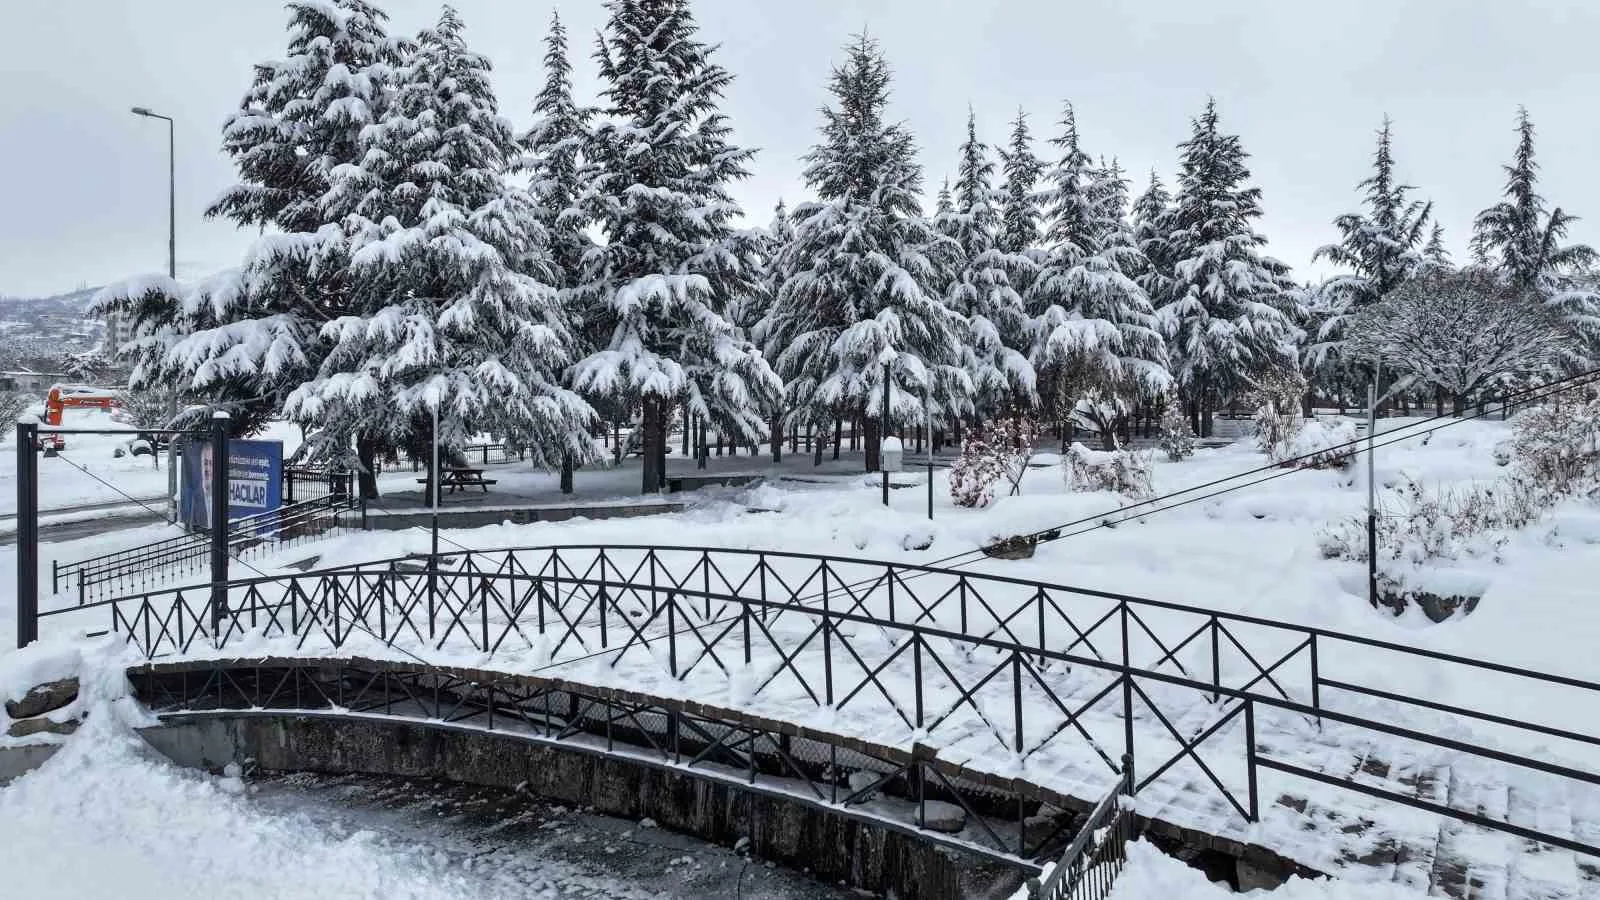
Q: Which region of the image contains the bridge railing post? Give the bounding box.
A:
[209,411,231,639]
[1210,615,1221,702]
[1245,698,1259,822]
[1120,600,1135,790]
[16,418,38,649]
[1310,632,1322,725]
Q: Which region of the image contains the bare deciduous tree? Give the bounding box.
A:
[1346,267,1572,414]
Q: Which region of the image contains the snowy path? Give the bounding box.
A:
[0,718,849,900]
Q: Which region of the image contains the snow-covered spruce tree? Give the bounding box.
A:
[572,0,781,493]
[519,10,593,293]
[1158,99,1299,438]
[94,0,406,442]
[1305,118,1436,409]
[1026,103,1168,450]
[762,33,965,473]
[286,7,596,498]
[1157,392,1195,461]
[1346,267,1573,414]
[996,108,1045,295]
[518,9,598,491]
[749,199,797,461]
[1472,107,1600,347]
[1130,169,1175,316]
[944,110,1034,421]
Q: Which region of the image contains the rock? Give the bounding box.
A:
[7,716,79,738]
[919,800,967,834]
[5,678,78,720]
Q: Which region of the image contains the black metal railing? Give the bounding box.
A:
[1033,760,1136,900]
[50,495,358,603]
[33,544,1600,866]
[282,466,355,505]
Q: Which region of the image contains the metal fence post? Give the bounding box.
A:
[209,412,231,635]
[16,419,38,648]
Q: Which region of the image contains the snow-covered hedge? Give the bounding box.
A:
[1317,475,1550,565]
[1509,393,1600,496]
[1063,442,1154,499]
[1158,398,1195,462]
[1280,419,1358,470]
[950,416,1038,509]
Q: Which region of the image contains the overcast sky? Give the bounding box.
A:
[2,0,1597,297]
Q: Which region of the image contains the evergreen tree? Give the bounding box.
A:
[997,109,1044,258]
[945,111,1034,420]
[1473,108,1596,291]
[751,199,796,460]
[1472,107,1599,346]
[1305,118,1436,408]
[95,0,406,442]
[519,10,593,290]
[761,33,964,472]
[1130,169,1175,308]
[285,7,595,496]
[1158,99,1298,437]
[572,0,781,492]
[1027,103,1167,448]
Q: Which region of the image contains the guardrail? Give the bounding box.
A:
[50,495,358,603]
[34,544,1600,867]
[1033,761,1136,900]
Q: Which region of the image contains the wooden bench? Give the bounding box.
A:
[416,467,499,495]
[665,473,764,494]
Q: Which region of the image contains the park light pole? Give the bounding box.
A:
[131,106,181,519]
[129,107,176,282]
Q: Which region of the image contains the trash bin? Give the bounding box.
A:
[881,436,903,473]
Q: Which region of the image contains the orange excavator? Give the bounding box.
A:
[38,385,120,451]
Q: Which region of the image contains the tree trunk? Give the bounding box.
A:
[1451,393,1465,417]
[681,407,690,458]
[813,422,824,466]
[356,435,380,500]
[771,415,783,463]
[832,418,842,461]
[641,398,666,493]
[560,453,574,494]
[864,416,882,472]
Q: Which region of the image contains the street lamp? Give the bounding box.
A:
[129,107,175,281]
[131,106,179,521]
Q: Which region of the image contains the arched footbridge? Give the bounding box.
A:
[29,545,1600,899]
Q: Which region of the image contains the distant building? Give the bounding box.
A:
[0,369,69,394]
[101,311,133,357]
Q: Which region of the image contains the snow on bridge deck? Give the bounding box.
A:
[39,544,1600,899]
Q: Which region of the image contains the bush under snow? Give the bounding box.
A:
[1157,398,1195,462]
[949,417,1038,509]
[1063,442,1154,499]
[1281,419,1359,470]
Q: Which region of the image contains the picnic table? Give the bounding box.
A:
[416,467,498,496]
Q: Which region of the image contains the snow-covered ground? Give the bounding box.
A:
[5,414,1599,897]
[0,713,845,899]
[1102,841,1423,899]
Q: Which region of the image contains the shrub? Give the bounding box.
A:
[1317,475,1551,565]
[1249,369,1309,461]
[1064,442,1155,499]
[949,416,1039,509]
[1158,397,1195,462]
[1282,419,1359,470]
[1509,392,1600,495]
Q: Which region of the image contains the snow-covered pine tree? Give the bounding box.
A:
[1130,169,1175,310]
[285,6,596,497]
[945,110,1034,421]
[93,0,407,440]
[571,0,781,493]
[1472,107,1599,347]
[751,199,797,460]
[1158,99,1298,437]
[997,109,1044,259]
[519,9,598,491]
[1305,118,1437,409]
[762,33,965,472]
[519,10,593,292]
[1026,103,1167,449]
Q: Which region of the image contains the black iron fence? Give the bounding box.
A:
[1032,762,1137,900]
[50,495,358,603]
[282,466,355,505]
[29,544,1600,867]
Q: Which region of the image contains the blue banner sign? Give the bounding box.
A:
[179,439,284,532]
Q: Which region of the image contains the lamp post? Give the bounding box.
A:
[131,106,180,521]
[129,107,175,282]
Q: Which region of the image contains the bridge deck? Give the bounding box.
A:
[39,545,1600,898]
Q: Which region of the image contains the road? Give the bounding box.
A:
[0,495,169,546]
